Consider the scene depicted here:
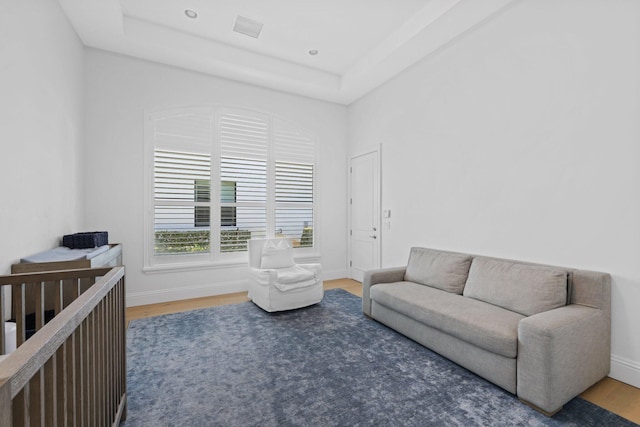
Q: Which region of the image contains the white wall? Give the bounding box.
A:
[83,49,348,306]
[0,0,85,274]
[348,0,640,387]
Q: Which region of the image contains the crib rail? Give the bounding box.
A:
[1,268,111,352]
[0,266,126,427]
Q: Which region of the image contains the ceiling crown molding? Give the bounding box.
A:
[57,0,516,105]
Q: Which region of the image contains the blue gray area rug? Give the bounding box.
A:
[124,289,637,426]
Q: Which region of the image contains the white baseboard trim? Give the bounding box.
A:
[127,271,351,308]
[127,280,248,307]
[610,354,640,388]
[324,269,349,281]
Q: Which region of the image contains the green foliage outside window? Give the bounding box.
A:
[220,229,251,252]
[299,227,313,247]
[155,229,251,254]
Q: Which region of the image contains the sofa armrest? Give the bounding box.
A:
[362,267,406,316]
[517,304,610,414]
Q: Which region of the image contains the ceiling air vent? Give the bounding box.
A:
[233,15,263,39]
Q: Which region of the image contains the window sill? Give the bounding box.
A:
[143,260,247,274]
[143,252,321,274]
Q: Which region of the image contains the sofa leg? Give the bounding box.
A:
[518,399,562,417]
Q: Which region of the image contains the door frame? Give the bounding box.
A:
[348,145,382,281]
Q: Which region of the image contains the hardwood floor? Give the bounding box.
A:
[582,378,640,424]
[126,291,250,322]
[126,278,639,424]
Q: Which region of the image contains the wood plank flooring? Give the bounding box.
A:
[126,278,639,424]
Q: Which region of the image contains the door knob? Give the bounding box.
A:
[369,235,377,239]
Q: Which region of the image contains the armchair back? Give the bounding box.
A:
[248,238,294,269]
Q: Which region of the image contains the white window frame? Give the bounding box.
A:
[143,105,319,272]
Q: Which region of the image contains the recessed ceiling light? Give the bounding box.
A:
[308,49,319,56]
[184,9,198,19]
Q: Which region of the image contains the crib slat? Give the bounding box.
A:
[36,372,42,427]
[55,344,66,427]
[0,379,11,427]
[13,387,26,427]
[64,332,77,426]
[107,290,114,422]
[86,316,91,426]
[75,278,81,300]
[1,285,6,355]
[100,300,113,426]
[107,296,113,426]
[74,325,81,426]
[27,369,41,427]
[104,293,110,422]
[96,301,103,426]
[98,302,103,426]
[89,312,96,427]
[89,314,95,426]
[103,299,109,426]
[120,278,128,422]
[35,282,45,333]
[114,284,120,412]
[94,304,100,426]
[82,321,88,427]
[54,280,62,316]
[15,284,26,347]
[44,355,56,427]
[23,376,34,426]
[83,314,89,426]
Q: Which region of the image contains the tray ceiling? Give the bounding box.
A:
[58,0,515,104]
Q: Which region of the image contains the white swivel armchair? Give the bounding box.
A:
[247,238,323,312]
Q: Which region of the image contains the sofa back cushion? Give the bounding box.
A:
[463,258,568,316]
[404,248,472,294]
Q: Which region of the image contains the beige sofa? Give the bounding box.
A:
[362,247,611,415]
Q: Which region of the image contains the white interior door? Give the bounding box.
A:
[349,149,380,282]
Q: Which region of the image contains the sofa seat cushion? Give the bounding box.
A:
[370,282,525,358]
[404,248,473,294]
[463,258,568,317]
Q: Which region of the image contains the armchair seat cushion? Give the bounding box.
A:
[274,265,318,291]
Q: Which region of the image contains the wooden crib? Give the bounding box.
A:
[0,266,126,426]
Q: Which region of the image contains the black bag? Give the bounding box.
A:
[62,231,108,249]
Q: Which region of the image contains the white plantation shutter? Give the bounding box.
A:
[218,110,269,252]
[273,119,316,164]
[274,120,315,247]
[152,108,213,255]
[146,106,317,265]
[154,110,212,150]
